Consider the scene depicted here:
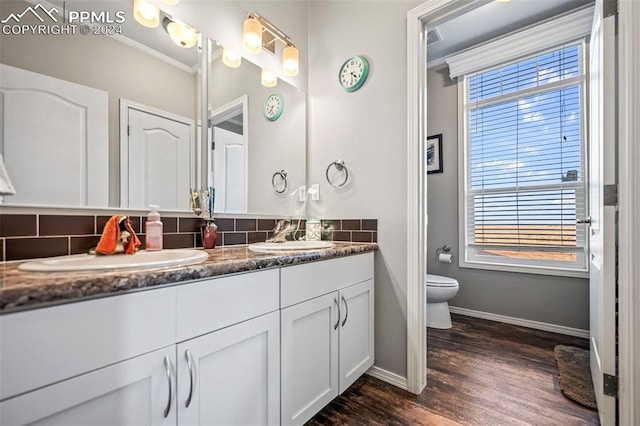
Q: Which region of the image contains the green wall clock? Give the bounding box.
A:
[338,55,369,92]
[264,93,284,121]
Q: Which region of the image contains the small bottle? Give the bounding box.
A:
[305,219,322,241]
[145,205,163,251]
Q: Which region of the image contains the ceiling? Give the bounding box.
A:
[426,0,594,67]
[41,0,594,72]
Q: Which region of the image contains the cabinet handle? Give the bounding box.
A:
[341,295,349,327]
[163,355,173,418]
[334,297,341,330]
[185,349,195,408]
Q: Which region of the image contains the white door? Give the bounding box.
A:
[281,292,339,426]
[213,126,246,213]
[339,279,375,394]
[588,0,617,424]
[176,311,280,426]
[122,103,194,210]
[0,64,109,207]
[0,347,176,426]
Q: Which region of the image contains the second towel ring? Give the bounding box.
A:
[272,170,288,193]
[326,159,349,188]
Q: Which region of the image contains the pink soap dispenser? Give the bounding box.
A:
[145,205,163,251]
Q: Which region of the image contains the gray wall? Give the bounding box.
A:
[426,65,590,330]
[209,57,306,216]
[307,0,422,379]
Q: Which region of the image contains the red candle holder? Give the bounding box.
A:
[201,219,218,249]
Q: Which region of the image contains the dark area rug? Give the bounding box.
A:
[554,345,598,409]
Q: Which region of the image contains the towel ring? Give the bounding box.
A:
[272,170,288,194]
[325,159,349,188]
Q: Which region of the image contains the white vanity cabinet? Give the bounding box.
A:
[280,252,375,426]
[0,269,281,426]
[0,251,374,426]
[174,270,280,426]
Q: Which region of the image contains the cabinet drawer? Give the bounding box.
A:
[0,287,176,401]
[176,269,279,342]
[281,252,374,308]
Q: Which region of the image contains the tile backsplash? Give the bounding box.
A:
[0,214,377,261]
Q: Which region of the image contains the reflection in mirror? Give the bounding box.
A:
[210,95,248,213]
[0,0,201,211]
[208,39,306,216]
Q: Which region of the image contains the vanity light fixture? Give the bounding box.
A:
[242,12,300,77]
[242,16,263,54]
[133,0,159,28]
[282,45,299,76]
[159,0,180,4]
[163,17,199,48]
[222,47,242,68]
[261,68,278,87]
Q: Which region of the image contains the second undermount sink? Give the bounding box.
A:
[248,240,334,253]
[18,249,209,272]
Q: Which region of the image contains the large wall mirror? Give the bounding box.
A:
[207,39,306,216]
[0,0,202,211]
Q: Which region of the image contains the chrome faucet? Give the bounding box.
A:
[267,219,293,243]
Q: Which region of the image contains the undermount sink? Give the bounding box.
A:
[248,240,334,253]
[18,249,209,272]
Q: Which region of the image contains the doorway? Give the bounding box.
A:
[208,95,248,214]
[407,2,638,423]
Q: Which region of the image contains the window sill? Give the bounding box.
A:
[459,260,589,279]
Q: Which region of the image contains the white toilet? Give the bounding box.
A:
[426,274,459,329]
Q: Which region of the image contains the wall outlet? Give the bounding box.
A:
[310,184,320,201]
[298,186,307,202]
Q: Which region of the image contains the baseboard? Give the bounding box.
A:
[366,366,408,390]
[449,306,590,339]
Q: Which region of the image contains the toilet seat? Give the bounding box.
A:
[426,274,458,287]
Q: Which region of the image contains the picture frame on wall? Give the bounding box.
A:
[426,134,443,174]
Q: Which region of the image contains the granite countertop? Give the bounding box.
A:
[0,242,377,314]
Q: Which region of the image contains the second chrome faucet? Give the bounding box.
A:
[266,219,294,243]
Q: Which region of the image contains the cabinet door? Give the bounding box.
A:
[177,311,280,426]
[281,292,339,426]
[0,347,176,426]
[339,279,375,393]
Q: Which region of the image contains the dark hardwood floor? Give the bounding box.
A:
[307,314,600,426]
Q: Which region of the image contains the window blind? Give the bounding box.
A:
[463,43,588,272]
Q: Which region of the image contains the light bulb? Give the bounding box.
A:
[164,18,198,48]
[222,47,242,68]
[282,45,299,77]
[243,17,263,54]
[261,69,277,87]
[133,0,159,28]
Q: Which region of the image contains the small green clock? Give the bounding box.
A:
[338,55,369,92]
[264,93,284,121]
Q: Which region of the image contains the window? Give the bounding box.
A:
[460,42,588,276]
